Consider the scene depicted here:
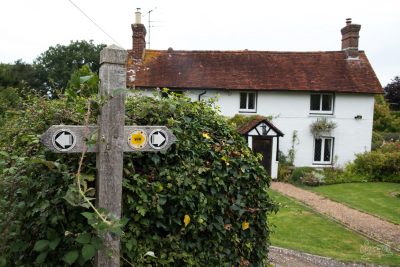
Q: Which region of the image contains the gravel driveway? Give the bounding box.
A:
[271,182,400,250]
[268,246,379,267]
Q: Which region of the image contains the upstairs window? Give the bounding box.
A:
[310,93,334,114]
[239,92,256,112]
[313,137,334,164]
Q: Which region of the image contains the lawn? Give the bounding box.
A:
[268,190,400,266]
[307,182,400,225]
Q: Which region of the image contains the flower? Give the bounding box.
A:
[202,132,211,139]
[184,214,191,227]
[242,220,250,230]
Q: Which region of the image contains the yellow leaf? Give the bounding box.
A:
[242,220,250,230]
[202,132,211,139]
[184,214,191,227]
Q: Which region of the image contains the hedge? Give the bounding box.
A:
[0,92,278,266]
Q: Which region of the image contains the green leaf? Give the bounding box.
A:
[158,196,167,206]
[81,212,94,221]
[81,244,96,261]
[63,250,79,265]
[46,228,57,240]
[76,233,91,244]
[80,75,93,84]
[33,240,49,252]
[35,251,48,264]
[81,173,95,182]
[49,237,61,250]
[0,256,7,267]
[31,158,58,170]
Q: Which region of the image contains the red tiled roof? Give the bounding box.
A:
[127,50,382,94]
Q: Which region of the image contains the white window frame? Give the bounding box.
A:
[313,136,334,165]
[239,92,257,113]
[310,93,334,115]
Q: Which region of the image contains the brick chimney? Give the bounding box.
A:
[341,18,361,59]
[132,8,147,60]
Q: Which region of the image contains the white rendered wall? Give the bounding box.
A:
[217,91,374,167]
[134,88,375,168]
[199,90,375,167]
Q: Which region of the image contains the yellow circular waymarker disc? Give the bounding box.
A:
[128,130,147,149]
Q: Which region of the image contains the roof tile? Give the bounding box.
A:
[127,50,382,94]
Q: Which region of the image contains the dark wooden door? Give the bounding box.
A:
[252,137,273,176]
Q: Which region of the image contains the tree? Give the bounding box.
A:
[34,40,106,96]
[384,76,400,110]
[0,60,40,89]
[65,65,99,97]
[373,95,400,132]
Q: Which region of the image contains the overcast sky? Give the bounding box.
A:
[1,0,398,85]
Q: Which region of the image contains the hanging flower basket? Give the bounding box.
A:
[310,117,337,137]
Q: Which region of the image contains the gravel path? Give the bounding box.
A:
[271,182,400,250]
[268,246,379,267]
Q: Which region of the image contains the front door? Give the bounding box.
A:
[252,137,273,176]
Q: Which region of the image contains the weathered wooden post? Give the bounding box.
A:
[95,45,127,267]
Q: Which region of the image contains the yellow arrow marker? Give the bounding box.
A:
[128,130,147,149]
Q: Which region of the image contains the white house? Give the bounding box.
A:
[127,13,382,178]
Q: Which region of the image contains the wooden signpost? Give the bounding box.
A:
[40,45,176,267]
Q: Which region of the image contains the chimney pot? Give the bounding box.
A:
[135,8,142,24]
[346,18,352,25]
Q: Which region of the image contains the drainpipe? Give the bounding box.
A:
[198,90,207,101]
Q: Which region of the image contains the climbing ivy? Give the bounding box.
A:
[0,91,278,266]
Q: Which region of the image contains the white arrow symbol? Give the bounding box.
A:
[55,132,73,149]
[151,131,166,147]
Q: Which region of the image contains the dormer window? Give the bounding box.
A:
[310,93,334,114]
[239,92,257,113]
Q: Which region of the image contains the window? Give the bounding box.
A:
[313,137,334,164]
[239,92,256,112]
[310,93,334,114]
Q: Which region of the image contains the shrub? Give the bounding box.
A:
[371,131,384,150]
[300,171,324,186]
[381,132,400,143]
[290,167,315,183]
[277,164,292,182]
[349,141,400,182]
[320,167,365,185]
[373,95,400,132]
[0,95,95,266]
[0,93,278,266]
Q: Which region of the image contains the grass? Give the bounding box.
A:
[268,190,400,266]
[307,182,400,225]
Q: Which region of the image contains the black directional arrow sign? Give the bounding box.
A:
[52,130,76,151]
[149,129,168,149]
[41,125,98,153]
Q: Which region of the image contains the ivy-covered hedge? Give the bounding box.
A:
[0,92,277,266]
